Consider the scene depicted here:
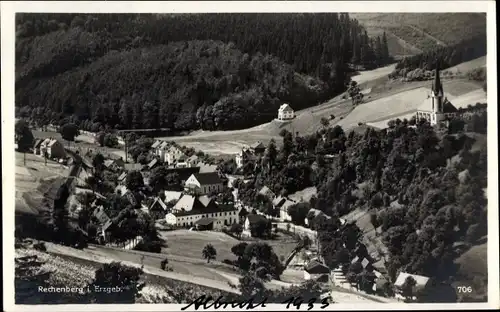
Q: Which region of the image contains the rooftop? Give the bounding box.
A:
[394,272,430,288]
[304,260,330,274]
[195,217,216,226]
[192,172,223,185]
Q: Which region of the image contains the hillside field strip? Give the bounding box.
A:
[15,151,70,215]
[443,56,486,75]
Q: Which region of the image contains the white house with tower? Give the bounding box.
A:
[415,64,458,126]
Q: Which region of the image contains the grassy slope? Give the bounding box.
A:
[350,13,486,57]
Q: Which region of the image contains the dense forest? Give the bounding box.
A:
[15,13,392,131]
[235,114,488,298]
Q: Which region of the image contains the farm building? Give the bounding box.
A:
[184,172,224,195]
[277,103,295,121]
[415,65,458,126]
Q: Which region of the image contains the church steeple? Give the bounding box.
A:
[432,61,443,96]
[431,60,444,113]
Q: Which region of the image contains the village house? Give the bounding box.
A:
[165,145,186,165]
[92,206,113,244]
[277,103,295,121]
[186,154,201,167]
[165,195,238,229]
[142,197,168,219]
[394,272,431,301]
[184,172,224,195]
[235,142,266,169]
[305,208,332,228]
[304,260,330,281]
[104,158,125,172]
[350,256,372,270]
[415,65,458,126]
[40,138,66,159]
[242,214,271,237]
[156,141,170,160]
[273,195,296,221]
[235,148,254,169]
[258,186,276,201]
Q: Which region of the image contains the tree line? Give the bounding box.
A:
[16,13,392,132]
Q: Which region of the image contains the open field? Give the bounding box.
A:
[159,229,299,263]
[351,64,397,85]
[160,230,240,261]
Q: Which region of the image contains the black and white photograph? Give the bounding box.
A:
[2,1,498,310]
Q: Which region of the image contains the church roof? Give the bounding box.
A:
[418,97,457,113]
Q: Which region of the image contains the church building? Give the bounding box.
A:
[415,64,458,126]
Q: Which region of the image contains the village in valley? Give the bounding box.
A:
[12,11,490,305]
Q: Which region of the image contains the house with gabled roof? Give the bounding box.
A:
[184,172,224,195]
[304,260,330,281]
[277,103,295,121]
[394,272,431,301]
[40,138,66,159]
[249,141,266,154]
[104,158,125,172]
[258,186,276,201]
[186,154,200,167]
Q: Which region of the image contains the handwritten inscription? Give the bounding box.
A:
[181,295,331,310]
[282,296,331,310]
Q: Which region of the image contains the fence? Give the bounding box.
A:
[106,236,143,250]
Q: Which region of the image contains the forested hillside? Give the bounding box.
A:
[15,13,392,131]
